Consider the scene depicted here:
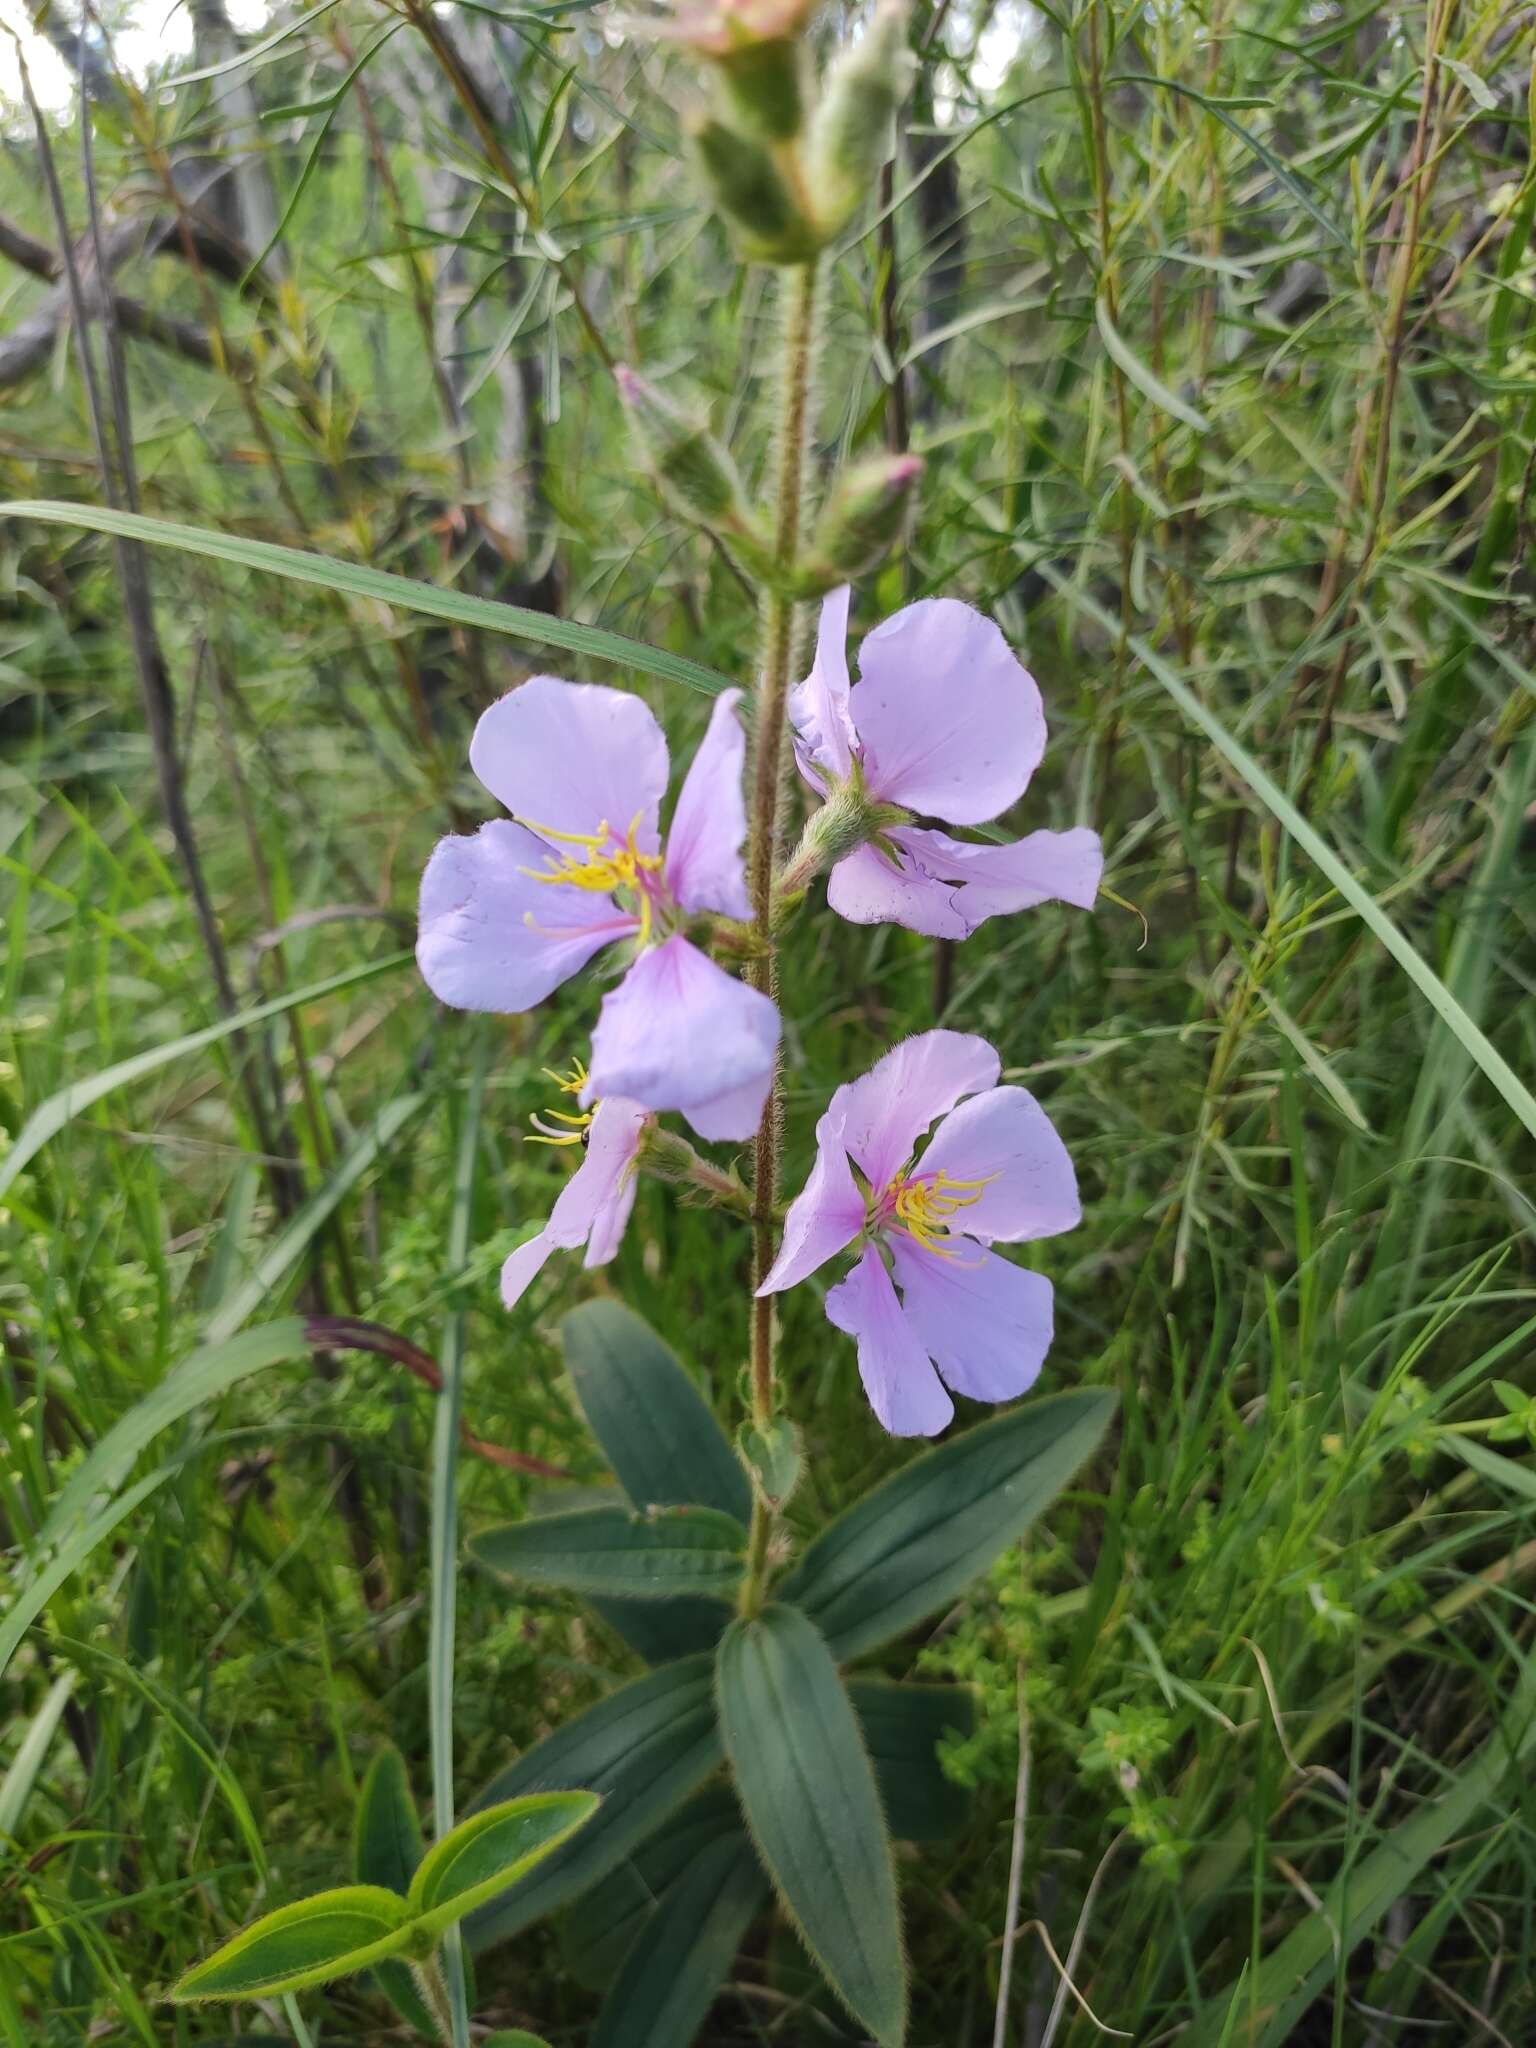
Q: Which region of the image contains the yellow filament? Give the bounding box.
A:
[528,1057,596,1147]
[891,1170,997,1258]
[519,813,663,946]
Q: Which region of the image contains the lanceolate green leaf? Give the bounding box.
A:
[850,1681,977,1842]
[1095,297,1211,432]
[589,1591,735,1665]
[470,1504,747,1600]
[561,1301,752,1522]
[780,1389,1116,1661]
[167,1885,411,2002]
[717,1605,906,2048]
[0,502,730,697]
[561,1786,745,1991]
[560,1300,749,1660]
[407,1791,600,1937]
[589,1834,767,2048]
[354,1746,424,1897]
[467,1655,722,1952]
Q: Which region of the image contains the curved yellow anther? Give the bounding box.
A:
[528,1057,597,1146]
[890,1169,998,1257]
[520,811,664,903]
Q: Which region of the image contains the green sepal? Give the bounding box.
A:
[166,1885,413,2002]
[406,1790,600,1939]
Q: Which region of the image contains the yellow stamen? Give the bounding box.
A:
[542,1057,589,1097]
[890,1170,998,1258]
[528,1058,597,1146]
[521,812,664,900]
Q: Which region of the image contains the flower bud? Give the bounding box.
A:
[634,0,811,137]
[688,112,823,264]
[615,364,762,540]
[805,1,914,237]
[775,775,910,909]
[798,451,922,593]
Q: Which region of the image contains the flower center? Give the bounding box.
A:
[887,1169,996,1257]
[528,1057,596,1147]
[520,812,666,944]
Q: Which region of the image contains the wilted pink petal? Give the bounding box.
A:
[418,821,636,1013]
[664,689,752,920]
[889,1234,1053,1403]
[825,1245,954,1437]
[789,584,856,789]
[832,1029,1000,1190]
[585,934,779,1141]
[850,598,1046,825]
[501,1097,649,1307]
[901,824,1103,925]
[758,1105,868,1294]
[826,835,969,939]
[916,1086,1081,1243]
[469,674,670,853]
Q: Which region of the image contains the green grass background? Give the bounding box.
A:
[2,0,1535,2040]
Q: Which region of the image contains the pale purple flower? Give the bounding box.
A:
[501,1094,650,1309]
[759,1030,1081,1437]
[790,587,1104,939]
[417,677,778,1142]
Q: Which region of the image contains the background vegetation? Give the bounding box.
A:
[2,0,1535,2040]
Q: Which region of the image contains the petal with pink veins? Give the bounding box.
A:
[418,820,634,1013]
[850,598,1045,825]
[829,1029,1000,1192]
[469,675,670,852]
[916,1086,1081,1243]
[788,585,856,788]
[826,836,969,939]
[758,1105,868,1295]
[825,1244,954,1437]
[664,689,752,920]
[889,1234,1054,1405]
[585,935,779,1141]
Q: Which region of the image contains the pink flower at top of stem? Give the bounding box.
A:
[790,586,1105,939]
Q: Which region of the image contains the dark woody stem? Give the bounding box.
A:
[741,257,821,1611]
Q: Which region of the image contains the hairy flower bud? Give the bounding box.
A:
[687,113,823,264]
[615,364,762,538]
[775,774,909,912]
[798,451,922,593]
[805,1,914,237]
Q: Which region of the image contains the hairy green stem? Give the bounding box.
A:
[742,256,821,1611]
[412,1954,456,2044]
